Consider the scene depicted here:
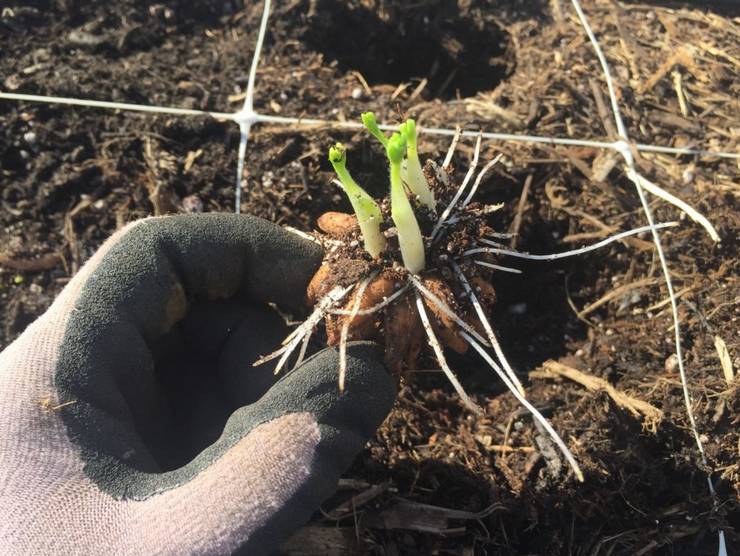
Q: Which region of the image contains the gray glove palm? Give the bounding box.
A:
[0,214,395,555]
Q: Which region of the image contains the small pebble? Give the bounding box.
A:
[351,87,363,100]
[23,131,36,144]
[508,302,527,314]
[261,171,274,188]
[181,195,203,213]
[664,354,679,373]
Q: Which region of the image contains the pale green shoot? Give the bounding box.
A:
[399,119,435,210]
[361,112,389,148]
[329,144,386,258]
[387,133,426,273]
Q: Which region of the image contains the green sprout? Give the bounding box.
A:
[399,119,435,210]
[361,112,389,148]
[386,133,426,273]
[329,143,386,258]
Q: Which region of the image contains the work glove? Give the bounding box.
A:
[0,214,396,555]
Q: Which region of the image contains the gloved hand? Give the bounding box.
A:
[0,214,396,556]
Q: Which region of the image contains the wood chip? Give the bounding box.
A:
[714,335,734,386]
[0,253,62,272]
[535,360,663,430]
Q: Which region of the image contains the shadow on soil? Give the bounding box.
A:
[304,0,513,100]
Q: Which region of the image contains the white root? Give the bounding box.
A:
[461,330,584,482]
[451,262,526,396]
[281,323,306,347]
[473,260,523,274]
[442,126,462,169]
[465,222,678,260]
[629,169,720,243]
[253,284,353,374]
[432,133,483,240]
[328,283,411,316]
[409,275,490,347]
[479,239,508,249]
[285,225,342,249]
[485,231,516,239]
[414,290,482,415]
[338,273,376,392]
[461,153,503,208]
[294,325,314,369]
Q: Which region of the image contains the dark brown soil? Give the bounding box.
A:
[1,1,738,554]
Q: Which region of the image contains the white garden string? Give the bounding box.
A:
[2,92,737,163]
[2,0,734,230]
[569,0,726,552]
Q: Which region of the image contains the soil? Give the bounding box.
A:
[1,1,738,554]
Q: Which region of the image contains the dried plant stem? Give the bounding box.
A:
[538,360,662,425]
